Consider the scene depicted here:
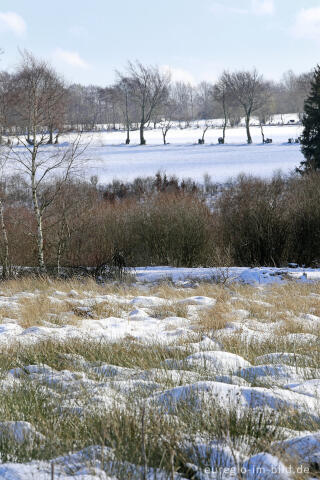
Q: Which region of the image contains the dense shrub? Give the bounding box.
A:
[214,174,289,266]
[3,171,320,269]
[129,193,213,266]
[285,174,320,265]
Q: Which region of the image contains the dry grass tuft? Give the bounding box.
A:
[18,295,78,328]
[90,300,130,318]
[195,301,232,333]
[150,301,188,319]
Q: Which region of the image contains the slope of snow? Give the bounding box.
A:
[9,124,304,185]
[134,266,320,284]
[81,124,303,183]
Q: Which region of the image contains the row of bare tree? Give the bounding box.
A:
[0,51,313,147]
[66,65,312,145]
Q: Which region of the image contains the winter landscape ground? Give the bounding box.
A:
[2,120,320,479]
[0,270,319,479]
[73,122,303,184]
[8,120,304,185]
[2,1,320,477]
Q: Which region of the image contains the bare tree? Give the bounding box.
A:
[213,78,232,143]
[281,70,313,120]
[119,61,170,145]
[0,72,13,144]
[160,119,172,145]
[256,85,273,143]
[114,77,135,144]
[221,69,268,144]
[198,120,213,144]
[195,81,214,119]
[99,86,122,130]
[45,74,67,144]
[158,96,176,145]
[0,154,9,279]
[0,49,9,144]
[171,81,195,126]
[0,50,11,278]
[8,52,86,273]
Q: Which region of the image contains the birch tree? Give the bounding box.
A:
[8,52,86,274]
[0,154,9,279]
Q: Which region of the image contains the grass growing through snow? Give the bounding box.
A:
[18,294,80,328]
[0,277,319,477]
[150,301,188,319]
[0,377,317,478]
[0,338,192,373]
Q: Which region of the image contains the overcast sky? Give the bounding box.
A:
[0,0,319,86]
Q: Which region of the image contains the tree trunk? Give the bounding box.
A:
[260,123,265,143]
[202,126,209,143]
[222,117,227,143]
[32,189,46,274]
[140,123,146,145]
[47,126,53,144]
[163,132,166,145]
[0,199,9,280]
[245,115,252,144]
[126,122,130,144]
[222,95,227,143]
[31,150,46,274]
[124,90,130,144]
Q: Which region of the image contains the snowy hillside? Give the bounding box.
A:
[73,123,303,183]
[8,121,304,184]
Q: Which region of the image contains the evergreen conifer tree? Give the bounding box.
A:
[298,65,320,173]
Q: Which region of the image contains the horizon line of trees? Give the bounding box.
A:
[0,50,314,147]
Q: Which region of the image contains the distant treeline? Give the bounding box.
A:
[0,51,313,146]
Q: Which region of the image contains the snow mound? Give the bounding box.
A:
[151,380,317,414]
[238,364,306,385]
[274,432,320,470]
[0,421,44,445]
[186,351,250,373]
[130,296,166,307]
[284,378,320,397]
[178,296,216,306]
[255,352,311,365]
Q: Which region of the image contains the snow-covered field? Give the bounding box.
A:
[135,266,320,285]
[9,119,303,184]
[0,274,319,479]
[80,124,303,183]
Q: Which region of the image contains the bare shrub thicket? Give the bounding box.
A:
[213,172,320,267]
[213,174,290,266]
[3,175,213,269]
[3,171,320,269]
